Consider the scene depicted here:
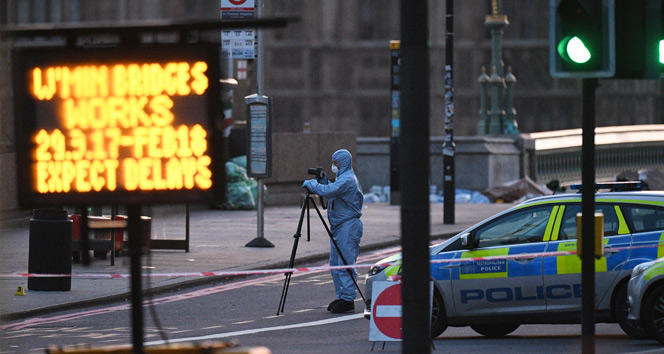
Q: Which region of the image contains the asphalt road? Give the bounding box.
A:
[2,246,664,354]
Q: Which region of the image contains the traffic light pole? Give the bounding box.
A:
[400,0,431,352]
[581,78,598,354]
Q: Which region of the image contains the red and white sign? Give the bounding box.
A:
[221,0,254,10]
[221,0,255,17]
[369,281,402,341]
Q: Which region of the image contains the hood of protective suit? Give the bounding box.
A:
[332,149,353,175]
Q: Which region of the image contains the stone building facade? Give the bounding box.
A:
[1,0,662,210]
[255,0,662,137]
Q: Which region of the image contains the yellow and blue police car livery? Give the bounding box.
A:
[365,185,664,339]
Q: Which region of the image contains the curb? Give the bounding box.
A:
[2,231,460,322]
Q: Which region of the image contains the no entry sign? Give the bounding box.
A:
[369,281,402,341]
[368,281,434,342]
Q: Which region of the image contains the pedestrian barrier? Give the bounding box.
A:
[70,214,153,266]
[71,215,126,266]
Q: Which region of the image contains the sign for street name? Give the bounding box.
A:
[13,44,221,206]
[221,0,256,59]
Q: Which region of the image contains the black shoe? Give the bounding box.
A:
[331,300,354,313]
[327,299,343,311]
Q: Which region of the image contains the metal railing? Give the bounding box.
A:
[531,125,664,184]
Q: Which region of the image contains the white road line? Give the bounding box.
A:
[201,325,225,330]
[145,313,364,346]
[314,280,334,286]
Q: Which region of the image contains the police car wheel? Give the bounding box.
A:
[430,289,448,338]
[641,284,664,345]
[470,324,519,337]
[615,284,649,339]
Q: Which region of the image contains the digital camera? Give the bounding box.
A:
[307,166,325,182]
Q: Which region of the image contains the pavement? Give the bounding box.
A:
[0,201,513,323]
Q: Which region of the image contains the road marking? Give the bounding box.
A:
[293,309,313,313]
[2,250,392,331]
[145,313,364,346]
[231,320,254,325]
[201,325,224,330]
[3,334,33,339]
[314,280,334,285]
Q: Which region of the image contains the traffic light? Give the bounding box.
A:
[551,0,664,79]
[613,0,663,78]
[550,0,615,78]
[649,0,664,77]
[655,0,664,77]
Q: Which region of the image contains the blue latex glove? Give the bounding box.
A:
[302,179,316,191]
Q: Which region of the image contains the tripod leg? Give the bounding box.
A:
[306,197,311,242]
[277,272,293,315]
[311,201,367,304]
[277,193,309,315]
[277,233,301,314]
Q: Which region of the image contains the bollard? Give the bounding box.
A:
[28,209,72,291]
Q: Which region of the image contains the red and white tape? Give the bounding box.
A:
[1,243,660,279]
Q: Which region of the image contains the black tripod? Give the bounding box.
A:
[277,189,366,315]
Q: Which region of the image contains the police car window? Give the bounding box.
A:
[474,206,553,248]
[558,204,620,240]
[623,205,664,233]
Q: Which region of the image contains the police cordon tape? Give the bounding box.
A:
[1,242,661,279]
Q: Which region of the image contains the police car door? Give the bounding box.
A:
[450,205,554,317]
[622,204,664,268]
[543,203,630,313]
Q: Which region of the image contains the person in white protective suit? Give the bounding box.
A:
[302,149,364,313]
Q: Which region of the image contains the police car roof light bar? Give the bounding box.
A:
[569,181,643,192]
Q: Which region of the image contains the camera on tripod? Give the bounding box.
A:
[307,166,326,182]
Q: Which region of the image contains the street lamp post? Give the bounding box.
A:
[479,0,518,135]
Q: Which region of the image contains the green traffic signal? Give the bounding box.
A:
[558,35,592,64]
[660,39,664,64]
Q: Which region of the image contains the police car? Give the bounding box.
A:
[627,257,664,344]
[364,183,664,338]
